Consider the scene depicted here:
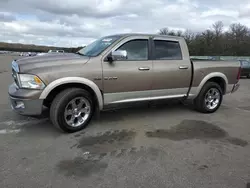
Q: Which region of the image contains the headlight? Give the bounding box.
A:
[19,74,45,89]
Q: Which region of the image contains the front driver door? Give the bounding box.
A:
[102,36,153,105]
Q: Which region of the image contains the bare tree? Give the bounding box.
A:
[158,21,250,56]
[176,30,183,36]
[159,28,169,35]
[212,21,224,37]
[183,29,195,44]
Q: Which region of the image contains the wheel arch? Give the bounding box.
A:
[188,72,228,99]
[39,77,103,110]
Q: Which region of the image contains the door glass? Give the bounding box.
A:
[116,39,148,60]
[154,40,182,60]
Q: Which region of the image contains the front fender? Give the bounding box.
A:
[39,77,103,110]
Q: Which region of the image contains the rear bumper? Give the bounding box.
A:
[8,83,44,115]
[231,83,240,93]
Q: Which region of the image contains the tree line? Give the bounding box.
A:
[159,21,250,56]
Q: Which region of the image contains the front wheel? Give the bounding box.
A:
[194,82,223,113]
[50,88,94,133]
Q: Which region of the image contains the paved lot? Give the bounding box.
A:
[1,54,250,188]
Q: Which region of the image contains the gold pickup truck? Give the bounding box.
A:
[9,33,241,132]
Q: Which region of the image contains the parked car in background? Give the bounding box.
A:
[9,33,241,133]
[19,52,30,56]
[240,60,250,78]
[19,52,36,57]
[48,49,64,53]
[37,49,65,56]
[0,51,9,54]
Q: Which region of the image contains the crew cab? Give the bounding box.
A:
[8,33,241,132]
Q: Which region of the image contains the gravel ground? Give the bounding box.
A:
[1,54,250,188]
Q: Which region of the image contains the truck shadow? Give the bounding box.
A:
[94,99,195,124]
[12,100,192,135]
[36,99,194,123]
[38,99,192,122]
[15,98,233,134]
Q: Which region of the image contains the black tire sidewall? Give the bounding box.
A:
[54,89,94,132]
[196,82,223,113]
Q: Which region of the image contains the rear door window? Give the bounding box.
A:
[153,40,182,60]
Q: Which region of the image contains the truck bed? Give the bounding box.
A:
[188,59,241,98]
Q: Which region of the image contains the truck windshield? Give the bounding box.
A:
[77,36,121,57]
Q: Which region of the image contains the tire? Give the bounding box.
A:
[50,88,94,133]
[247,74,250,78]
[194,82,223,113]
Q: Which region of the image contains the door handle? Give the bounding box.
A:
[179,66,189,69]
[138,67,150,71]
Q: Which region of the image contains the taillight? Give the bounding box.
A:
[236,66,241,81]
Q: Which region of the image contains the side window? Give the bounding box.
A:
[154,40,182,60]
[115,39,148,61]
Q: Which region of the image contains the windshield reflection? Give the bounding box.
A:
[77,36,121,57]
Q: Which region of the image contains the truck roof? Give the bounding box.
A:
[105,33,184,40]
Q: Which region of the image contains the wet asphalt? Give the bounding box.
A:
[1,54,250,188]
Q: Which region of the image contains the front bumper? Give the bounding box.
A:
[8,83,44,115]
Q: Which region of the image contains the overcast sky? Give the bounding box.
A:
[0,0,250,47]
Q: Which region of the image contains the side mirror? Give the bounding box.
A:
[109,50,127,62]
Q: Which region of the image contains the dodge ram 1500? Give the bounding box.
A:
[9,33,241,132]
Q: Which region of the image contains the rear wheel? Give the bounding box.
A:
[50,88,94,133]
[194,82,223,113]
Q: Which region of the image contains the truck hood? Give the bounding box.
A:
[14,53,90,73]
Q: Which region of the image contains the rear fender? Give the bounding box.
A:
[188,72,228,99]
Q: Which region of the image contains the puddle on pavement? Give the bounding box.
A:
[146,120,227,140]
[225,137,248,147]
[0,70,7,74]
[73,129,137,156]
[145,120,248,147]
[56,146,167,178]
[74,131,85,138]
[238,106,250,111]
[247,182,250,188]
[56,157,108,178]
[197,164,209,170]
[77,129,136,147]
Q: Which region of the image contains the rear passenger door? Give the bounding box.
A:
[151,37,192,98]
